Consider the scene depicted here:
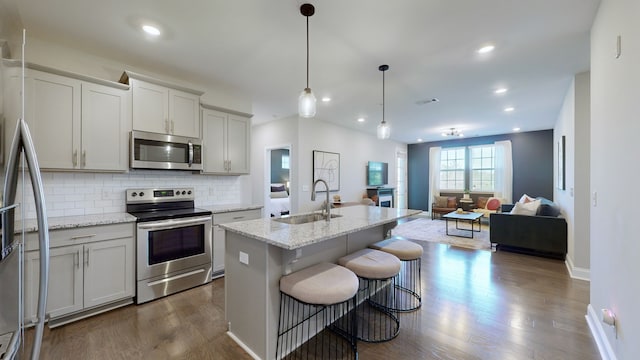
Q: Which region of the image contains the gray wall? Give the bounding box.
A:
[408,130,554,210]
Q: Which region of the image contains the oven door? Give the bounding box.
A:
[136,215,212,281]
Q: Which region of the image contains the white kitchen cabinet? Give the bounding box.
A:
[202,105,252,174]
[212,208,262,278]
[2,62,129,171]
[121,71,203,138]
[23,223,135,325]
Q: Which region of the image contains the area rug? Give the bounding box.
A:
[391,217,491,250]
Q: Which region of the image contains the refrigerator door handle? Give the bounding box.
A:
[3,118,50,360]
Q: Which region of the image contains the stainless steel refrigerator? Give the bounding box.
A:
[0,109,51,357]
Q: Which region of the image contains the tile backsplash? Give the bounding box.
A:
[8,170,246,219]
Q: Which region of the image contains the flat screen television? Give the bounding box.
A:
[367,161,388,187]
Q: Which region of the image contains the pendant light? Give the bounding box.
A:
[298,3,316,118]
[377,64,391,139]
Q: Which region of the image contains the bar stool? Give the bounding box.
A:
[276,262,359,360]
[369,238,423,312]
[337,248,401,343]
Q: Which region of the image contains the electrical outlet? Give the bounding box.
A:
[592,191,597,207]
[239,251,249,265]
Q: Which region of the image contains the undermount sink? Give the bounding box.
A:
[273,213,342,225]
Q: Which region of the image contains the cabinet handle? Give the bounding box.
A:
[70,234,97,240]
[75,250,80,269]
[85,248,89,267]
[72,150,78,167]
[232,216,245,220]
[171,120,175,134]
[82,150,86,167]
[165,119,170,133]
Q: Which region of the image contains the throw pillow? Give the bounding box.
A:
[446,197,457,208]
[476,197,488,209]
[271,185,286,192]
[518,194,535,203]
[486,198,501,211]
[510,199,540,216]
[270,191,289,199]
[434,196,448,207]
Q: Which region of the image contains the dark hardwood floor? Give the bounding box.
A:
[26,235,600,359]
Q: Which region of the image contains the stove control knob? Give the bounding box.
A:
[187,190,192,195]
[175,190,180,195]
[139,192,145,197]
[182,190,186,195]
[131,192,137,197]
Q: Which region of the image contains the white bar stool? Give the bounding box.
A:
[276,262,359,360]
[369,238,423,311]
[337,248,401,342]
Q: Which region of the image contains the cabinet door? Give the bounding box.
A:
[226,114,250,174]
[24,246,83,323]
[27,70,81,169]
[83,237,134,308]
[169,89,200,138]
[131,79,169,134]
[81,83,129,171]
[212,225,226,277]
[202,109,227,173]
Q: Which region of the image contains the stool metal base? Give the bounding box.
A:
[349,277,400,343]
[391,258,422,312]
[276,292,357,360]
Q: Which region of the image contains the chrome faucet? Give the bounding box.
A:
[311,179,331,221]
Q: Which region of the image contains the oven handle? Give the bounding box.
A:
[138,216,212,230]
[188,141,194,167]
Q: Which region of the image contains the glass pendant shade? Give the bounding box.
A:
[377,121,390,139]
[298,88,316,118]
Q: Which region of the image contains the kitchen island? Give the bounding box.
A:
[220,205,421,360]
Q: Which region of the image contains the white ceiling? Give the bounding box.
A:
[3,0,600,143]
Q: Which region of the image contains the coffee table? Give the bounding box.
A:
[442,211,483,238]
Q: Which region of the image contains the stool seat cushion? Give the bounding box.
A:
[280,262,359,305]
[338,249,401,279]
[369,239,423,260]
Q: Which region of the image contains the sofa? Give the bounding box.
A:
[489,197,567,259]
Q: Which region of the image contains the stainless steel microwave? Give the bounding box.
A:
[130,130,203,170]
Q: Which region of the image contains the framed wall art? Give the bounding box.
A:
[312,150,340,191]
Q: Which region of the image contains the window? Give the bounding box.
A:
[470,145,495,192]
[281,154,290,169]
[439,147,465,190]
[439,145,495,192]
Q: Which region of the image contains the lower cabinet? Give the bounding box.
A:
[212,208,262,278]
[24,224,135,325]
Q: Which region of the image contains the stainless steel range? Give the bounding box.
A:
[126,188,212,304]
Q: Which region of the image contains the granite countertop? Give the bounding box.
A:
[14,204,263,233]
[18,212,137,233]
[202,204,263,214]
[220,205,422,250]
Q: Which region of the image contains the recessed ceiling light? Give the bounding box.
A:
[477,44,495,54]
[321,97,331,102]
[504,107,515,112]
[142,25,161,36]
[513,127,521,132]
[417,138,423,142]
[494,88,508,94]
[357,117,365,123]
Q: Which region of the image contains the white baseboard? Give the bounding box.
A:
[565,256,590,281]
[586,304,617,360]
[227,331,262,360]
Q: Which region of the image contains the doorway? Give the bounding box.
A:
[265,145,292,218]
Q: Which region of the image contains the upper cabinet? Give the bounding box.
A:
[201,104,252,175]
[120,71,203,139]
[2,61,130,171]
